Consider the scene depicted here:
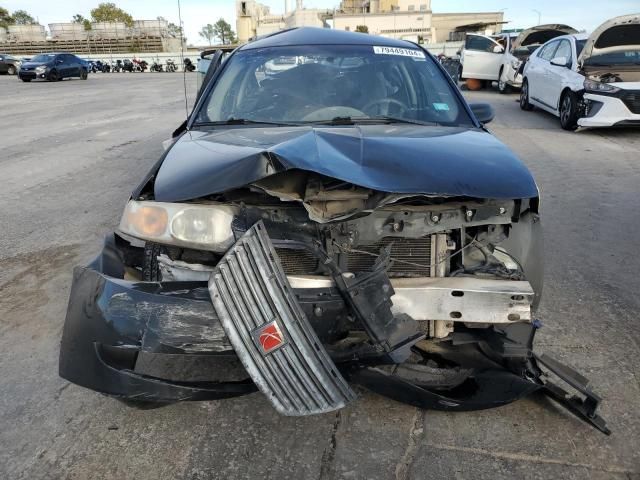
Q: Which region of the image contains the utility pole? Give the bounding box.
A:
[532,9,541,26]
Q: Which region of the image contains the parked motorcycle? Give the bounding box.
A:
[183,58,196,72]
[132,58,148,72]
[112,60,123,73]
[149,61,163,72]
[166,58,177,73]
[102,62,111,73]
[122,59,134,73]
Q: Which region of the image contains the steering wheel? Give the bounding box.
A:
[361,98,409,116]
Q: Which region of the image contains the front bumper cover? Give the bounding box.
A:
[59,233,610,433]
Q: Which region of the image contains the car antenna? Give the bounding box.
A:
[177,0,189,122]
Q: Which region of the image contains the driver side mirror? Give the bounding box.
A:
[469,103,495,124]
[57,59,64,64]
[550,56,570,68]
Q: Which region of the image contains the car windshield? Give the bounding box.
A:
[576,40,587,57]
[195,44,473,127]
[31,54,56,63]
[584,49,640,65]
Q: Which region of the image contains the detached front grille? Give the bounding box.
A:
[347,236,432,277]
[620,91,640,114]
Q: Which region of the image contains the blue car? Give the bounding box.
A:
[18,52,88,82]
[58,27,609,434]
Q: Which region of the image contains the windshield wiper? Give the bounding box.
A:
[193,118,297,127]
[305,116,439,126]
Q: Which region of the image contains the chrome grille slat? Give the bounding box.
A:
[209,221,356,415]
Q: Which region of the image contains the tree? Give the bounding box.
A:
[213,18,236,45]
[355,25,369,33]
[199,24,215,45]
[157,16,182,38]
[0,7,13,29]
[72,14,92,30]
[11,9,36,25]
[90,3,133,27]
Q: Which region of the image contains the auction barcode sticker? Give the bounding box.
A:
[373,46,425,58]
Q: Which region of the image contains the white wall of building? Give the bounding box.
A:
[333,11,432,41]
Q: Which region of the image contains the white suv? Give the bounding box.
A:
[520,14,640,130]
[460,25,576,93]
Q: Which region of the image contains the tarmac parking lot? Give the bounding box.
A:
[0,73,639,479]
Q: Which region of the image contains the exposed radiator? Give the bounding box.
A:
[346,236,432,277]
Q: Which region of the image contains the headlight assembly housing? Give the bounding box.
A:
[583,79,620,94]
[35,66,47,74]
[118,200,239,252]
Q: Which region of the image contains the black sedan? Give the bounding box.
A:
[0,53,21,75]
[18,52,88,82]
[58,27,609,434]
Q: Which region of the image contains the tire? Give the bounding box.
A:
[142,242,167,281]
[80,70,88,80]
[559,90,579,131]
[7,65,16,75]
[497,68,511,94]
[519,79,534,111]
[48,70,59,82]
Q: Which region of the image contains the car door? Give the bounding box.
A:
[461,34,504,80]
[0,56,7,74]
[64,54,79,77]
[544,39,573,109]
[528,40,559,108]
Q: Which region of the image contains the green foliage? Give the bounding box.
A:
[0,7,12,29]
[11,9,36,25]
[355,25,369,33]
[158,16,183,38]
[213,18,236,45]
[90,3,134,27]
[72,14,92,30]
[199,23,215,45]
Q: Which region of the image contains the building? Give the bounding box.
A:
[237,0,330,44]
[334,0,504,43]
[0,19,183,55]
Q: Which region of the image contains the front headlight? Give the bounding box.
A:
[583,79,620,94]
[510,59,522,70]
[119,200,239,251]
[35,66,47,73]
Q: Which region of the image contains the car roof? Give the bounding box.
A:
[241,27,420,51]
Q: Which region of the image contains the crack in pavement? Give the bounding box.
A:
[420,443,638,475]
[318,411,342,480]
[395,408,425,480]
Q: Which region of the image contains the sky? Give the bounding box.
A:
[3,0,638,45]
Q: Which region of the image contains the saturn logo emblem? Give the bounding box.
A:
[255,321,285,355]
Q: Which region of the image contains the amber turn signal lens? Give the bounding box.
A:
[129,206,168,237]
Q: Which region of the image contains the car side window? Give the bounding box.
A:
[465,35,498,53]
[539,41,559,61]
[554,40,572,63]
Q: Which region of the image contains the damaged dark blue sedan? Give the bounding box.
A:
[59,28,609,434]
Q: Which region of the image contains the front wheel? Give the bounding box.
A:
[519,79,534,111]
[7,65,16,75]
[48,70,59,82]
[80,70,88,80]
[559,91,579,131]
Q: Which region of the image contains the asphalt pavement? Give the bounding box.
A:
[0,73,639,479]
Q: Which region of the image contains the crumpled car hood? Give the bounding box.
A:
[154,125,538,202]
